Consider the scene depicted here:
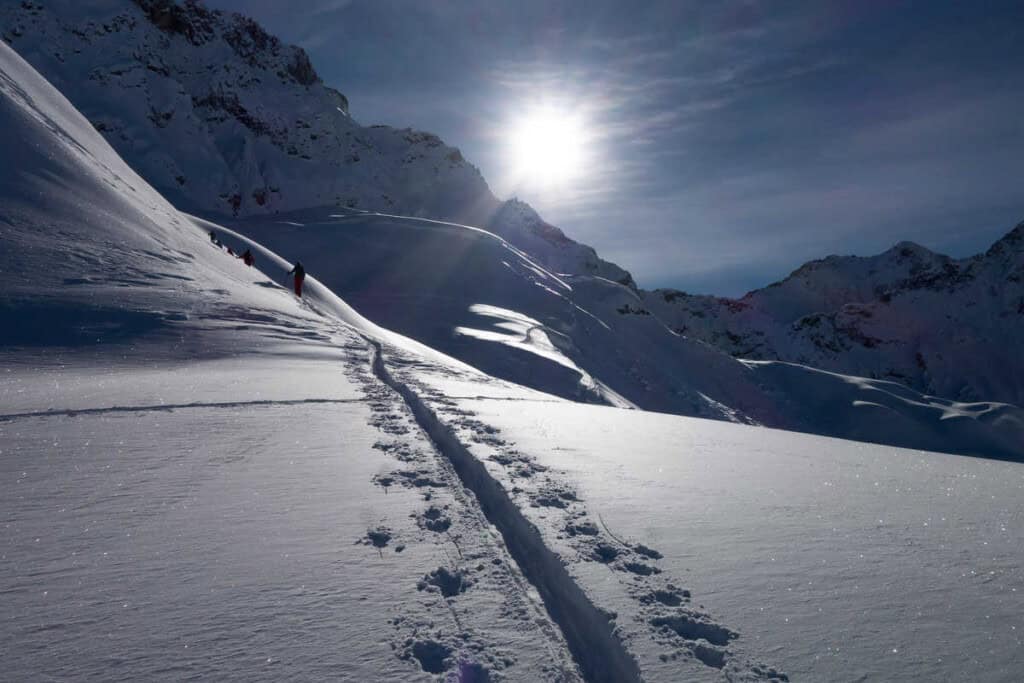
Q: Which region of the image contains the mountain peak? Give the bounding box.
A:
[0,0,633,285]
[985,220,1024,259]
[888,240,932,255]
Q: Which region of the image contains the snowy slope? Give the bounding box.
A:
[392,372,1024,682]
[225,209,1024,461]
[3,36,1024,683]
[644,231,1024,406]
[0,38,582,681]
[0,0,631,284]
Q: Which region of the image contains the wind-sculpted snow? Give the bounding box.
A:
[229,209,1024,460]
[742,361,1024,461]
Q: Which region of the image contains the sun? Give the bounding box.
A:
[507,106,588,186]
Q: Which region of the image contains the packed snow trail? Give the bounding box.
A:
[367,339,642,683]
[0,398,364,422]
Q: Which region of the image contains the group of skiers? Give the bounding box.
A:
[209,230,305,297]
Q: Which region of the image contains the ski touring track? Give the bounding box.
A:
[366,339,641,683]
[330,329,579,681]
[320,312,788,681]
[282,278,786,680]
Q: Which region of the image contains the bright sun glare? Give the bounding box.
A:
[508,106,588,186]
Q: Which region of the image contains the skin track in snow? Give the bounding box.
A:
[368,340,642,683]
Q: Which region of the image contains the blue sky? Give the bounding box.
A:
[207,0,1024,295]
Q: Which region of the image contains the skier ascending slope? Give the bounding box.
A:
[287,261,306,297]
[240,249,254,267]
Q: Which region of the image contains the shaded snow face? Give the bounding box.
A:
[455,304,595,381]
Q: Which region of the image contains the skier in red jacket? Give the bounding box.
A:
[288,261,306,297]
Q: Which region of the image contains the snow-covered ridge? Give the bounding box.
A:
[644,224,1024,405]
[0,0,632,284]
[228,208,1024,461]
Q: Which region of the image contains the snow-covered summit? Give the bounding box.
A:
[0,0,631,283]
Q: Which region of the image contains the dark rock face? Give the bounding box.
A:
[133,0,215,45]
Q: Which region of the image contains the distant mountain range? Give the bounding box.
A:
[644,227,1024,405]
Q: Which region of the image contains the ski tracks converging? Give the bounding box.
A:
[334,331,580,680]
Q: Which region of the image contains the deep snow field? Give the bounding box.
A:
[2,31,1023,683]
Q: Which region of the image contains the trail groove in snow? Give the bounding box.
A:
[0,398,365,422]
[367,341,642,683]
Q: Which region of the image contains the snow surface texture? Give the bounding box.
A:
[226,210,1024,461]
[0,0,632,285]
[2,35,1024,682]
[403,384,1024,682]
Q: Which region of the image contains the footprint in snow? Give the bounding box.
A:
[418,566,472,598]
[359,526,393,558]
[416,505,452,533]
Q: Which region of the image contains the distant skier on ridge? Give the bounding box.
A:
[240,248,255,267]
[288,261,306,297]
